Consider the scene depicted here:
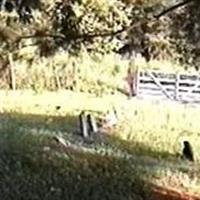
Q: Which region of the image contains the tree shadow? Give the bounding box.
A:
[0,118,152,200]
[0,111,190,167]
[0,111,199,199]
[0,111,78,133]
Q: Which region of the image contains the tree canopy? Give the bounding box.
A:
[0,0,200,68]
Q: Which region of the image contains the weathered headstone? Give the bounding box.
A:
[79,111,88,138]
[87,114,98,134]
[182,141,194,162]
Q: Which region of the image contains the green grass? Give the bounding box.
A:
[1,90,200,199]
[0,115,152,200]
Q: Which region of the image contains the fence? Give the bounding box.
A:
[0,54,77,91]
[134,69,200,103]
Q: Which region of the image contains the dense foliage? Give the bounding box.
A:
[0,0,200,90]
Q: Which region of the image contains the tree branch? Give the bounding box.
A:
[0,0,196,47]
[155,0,195,19]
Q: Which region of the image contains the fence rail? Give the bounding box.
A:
[135,70,200,103]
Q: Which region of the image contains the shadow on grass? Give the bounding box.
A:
[0,111,179,160]
[0,126,152,200]
[0,111,187,168]
[105,135,177,161]
[0,111,78,133]
[0,147,153,200]
[0,111,198,200]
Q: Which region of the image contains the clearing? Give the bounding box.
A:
[1,90,200,200]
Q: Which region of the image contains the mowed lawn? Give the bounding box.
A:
[0,90,200,199]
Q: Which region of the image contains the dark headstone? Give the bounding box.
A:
[87,114,98,134]
[79,112,88,138]
[182,141,194,162]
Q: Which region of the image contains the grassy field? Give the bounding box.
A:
[1,90,200,199]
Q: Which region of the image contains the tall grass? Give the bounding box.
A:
[7,47,185,94]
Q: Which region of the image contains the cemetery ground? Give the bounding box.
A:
[1,90,200,200]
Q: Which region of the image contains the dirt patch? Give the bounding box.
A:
[152,185,200,200]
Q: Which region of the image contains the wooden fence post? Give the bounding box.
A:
[8,53,16,90]
[54,69,61,90]
[175,73,180,100]
[135,68,139,96]
[73,63,79,92]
